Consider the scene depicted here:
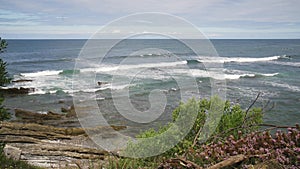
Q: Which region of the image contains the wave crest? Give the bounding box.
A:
[196,55,283,63]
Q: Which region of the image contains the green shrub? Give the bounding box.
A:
[214,103,263,140]
[112,96,263,168]
[0,97,10,121]
[0,37,11,86]
[0,59,12,86]
[0,37,11,121]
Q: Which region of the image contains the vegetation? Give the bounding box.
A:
[106,96,283,168]
[0,97,10,121]
[0,37,11,121]
[0,38,37,169]
[183,125,300,168]
[0,37,11,86]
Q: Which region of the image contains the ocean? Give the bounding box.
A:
[1,39,300,135]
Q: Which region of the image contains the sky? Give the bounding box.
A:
[0,0,300,39]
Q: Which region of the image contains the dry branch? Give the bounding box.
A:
[207,154,247,169]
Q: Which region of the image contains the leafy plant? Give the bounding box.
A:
[108,97,264,168]
[0,37,11,121]
[0,37,11,86]
[185,125,300,168]
[0,97,10,121]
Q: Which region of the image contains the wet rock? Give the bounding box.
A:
[97,81,109,86]
[61,107,68,113]
[15,109,64,120]
[66,105,76,118]
[12,79,33,83]
[0,87,34,95]
[58,99,65,104]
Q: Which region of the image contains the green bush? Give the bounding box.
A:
[214,103,263,140]
[0,97,10,121]
[0,38,39,169]
[0,37,11,86]
[0,59,12,86]
[111,96,263,168]
[0,37,11,121]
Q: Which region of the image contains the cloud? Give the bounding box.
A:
[0,0,299,38]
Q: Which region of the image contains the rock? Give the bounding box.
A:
[66,105,76,117]
[12,79,33,83]
[3,145,22,160]
[15,109,64,120]
[61,107,68,113]
[0,122,126,139]
[1,135,42,144]
[0,87,34,95]
[58,99,65,104]
[0,121,126,168]
[0,122,72,140]
[97,81,109,86]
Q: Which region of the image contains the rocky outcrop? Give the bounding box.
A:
[65,105,76,118]
[15,109,64,121]
[12,79,33,83]
[0,121,126,168]
[2,104,127,168]
[3,144,22,161]
[0,87,34,95]
[14,107,79,127]
[97,81,109,86]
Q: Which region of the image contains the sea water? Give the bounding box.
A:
[2,39,300,135]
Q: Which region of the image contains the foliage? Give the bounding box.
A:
[0,37,8,53]
[213,103,263,141]
[0,97,10,121]
[107,97,264,168]
[0,37,11,86]
[0,37,11,121]
[185,125,300,168]
[0,59,12,86]
[122,98,202,158]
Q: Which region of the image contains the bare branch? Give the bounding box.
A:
[244,92,261,120]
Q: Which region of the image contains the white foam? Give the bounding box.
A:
[262,73,279,77]
[264,81,300,92]
[28,90,46,95]
[97,84,132,91]
[270,61,300,67]
[81,60,187,73]
[21,70,62,77]
[197,55,281,63]
[172,69,278,80]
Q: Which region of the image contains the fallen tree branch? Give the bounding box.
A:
[258,123,297,129]
[192,124,204,148]
[159,157,202,169]
[207,154,247,169]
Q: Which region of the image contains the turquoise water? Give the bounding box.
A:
[2,39,300,133]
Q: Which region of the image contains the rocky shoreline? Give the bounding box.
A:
[0,106,126,168]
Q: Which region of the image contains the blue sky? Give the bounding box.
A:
[0,0,299,39]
